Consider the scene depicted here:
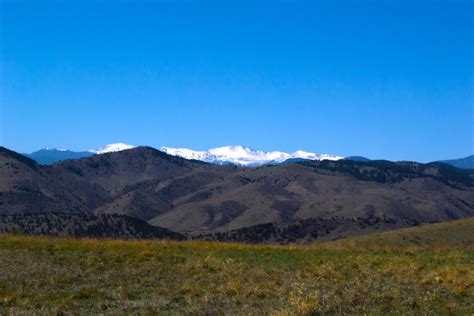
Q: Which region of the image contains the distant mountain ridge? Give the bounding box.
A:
[26,149,94,164]
[439,155,474,170]
[160,145,343,166]
[22,144,474,172]
[25,143,344,166]
[25,143,135,164]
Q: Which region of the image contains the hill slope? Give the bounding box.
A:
[198,216,421,244]
[148,160,474,232]
[2,146,474,239]
[331,217,474,249]
[0,147,111,214]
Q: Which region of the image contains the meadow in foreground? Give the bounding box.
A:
[0,234,472,315]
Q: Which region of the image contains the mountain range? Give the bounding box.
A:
[439,155,474,170]
[25,143,343,166]
[1,144,473,242]
[160,145,343,166]
[23,143,474,169]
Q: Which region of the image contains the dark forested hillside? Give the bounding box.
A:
[198,216,421,244]
[0,213,185,240]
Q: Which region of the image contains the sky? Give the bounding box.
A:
[1,0,473,162]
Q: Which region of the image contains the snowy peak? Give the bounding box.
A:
[160,145,343,166]
[89,143,135,154]
[27,143,342,166]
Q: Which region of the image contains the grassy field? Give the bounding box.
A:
[0,220,473,314]
[330,217,474,249]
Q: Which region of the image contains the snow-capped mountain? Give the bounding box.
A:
[27,143,342,166]
[160,145,343,166]
[88,143,135,154]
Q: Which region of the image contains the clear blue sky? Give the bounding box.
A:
[1,0,473,162]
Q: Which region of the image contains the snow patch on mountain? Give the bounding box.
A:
[160,145,343,166]
[89,143,135,154]
[43,147,69,152]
